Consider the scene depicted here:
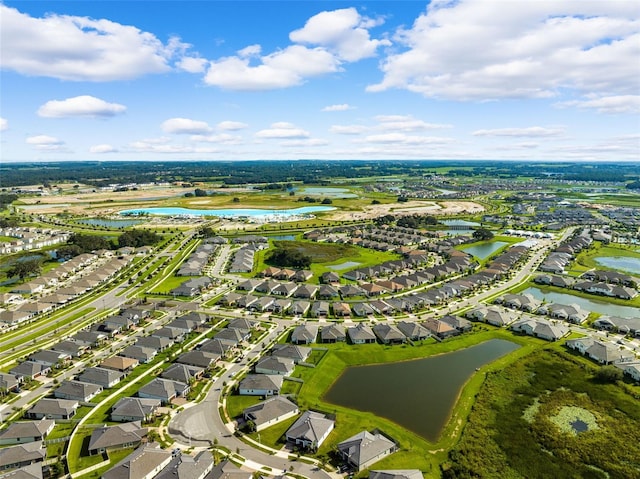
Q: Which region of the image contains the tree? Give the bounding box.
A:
[321,198,333,204]
[7,259,42,280]
[473,228,494,241]
[68,233,110,252]
[118,230,162,248]
[233,197,240,203]
[56,244,82,260]
[194,188,208,197]
[595,366,623,383]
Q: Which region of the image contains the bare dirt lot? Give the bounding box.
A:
[328,200,484,221]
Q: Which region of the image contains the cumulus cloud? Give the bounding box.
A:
[90,144,117,153]
[0,5,196,81]
[0,118,7,131]
[161,118,212,134]
[205,45,340,90]
[38,95,126,118]
[290,8,389,62]
[375,115,452,131]
[472,126,565,137]
[280,138,329,147]
[368,2,640,102]
[322,104,353,112]
[189,133,242,144]
[359,133,454,145]
[129,139,219,154]
[217,121,248,131]
[26,135,65,150]
[556,95,640,114]
[204,7,388,90]
[256,122,310,139]
[176,56,208,73]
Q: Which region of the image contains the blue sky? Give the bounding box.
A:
[1,0,639,162]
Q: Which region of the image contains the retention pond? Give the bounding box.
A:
[324,339,520,442]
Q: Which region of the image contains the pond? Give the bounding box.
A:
[461,241,509,260]
[324,339,520,442]
[327,261,361,270]
[300,187,358,198]
[442,219,480,227]
[595,256,640,275]
[77,219,143,228]
[118,206,334,218]
[571,419,589,433]
[522,287,640,319]
[268,235,297,241]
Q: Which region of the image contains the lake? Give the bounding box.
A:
[442,219,480,227]
[300,187,358,198]
[118,206,334,218]
[462,241,508,259]
[324,339,520,442]
[328,261,361,270]
[522,287,640,319]
[595,256,640,275]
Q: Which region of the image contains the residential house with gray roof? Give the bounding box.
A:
[77,367,125,388]
[138,378,189,405]
[348,324,376,344]
[271,344,311,364]
[291,324,318,344]
[54,380,102,402]
[0,442,45,471]
[101,443,172,479]
[26,398,78,420]
[238,374,283,396]
[111,397,161,423]
[337,431,397,471]
[0,419,54,446]
[242,396,299,432]
[372,324,406,344]
[88,422,147,455]
[254,356,295,376]
[285,410,334,450]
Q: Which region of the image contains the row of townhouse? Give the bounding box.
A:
[176,243,218,276]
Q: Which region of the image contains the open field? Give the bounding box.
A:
[445,349,640,479]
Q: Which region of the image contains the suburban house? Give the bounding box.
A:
[54,380,103,402]
[25,398,79,420]
[421,319,458,339]
[154,450,214,479]
[77,367,125,388]
[511,318,569,341]
[176,350,220,369]
[137,378,189,405]
[621,363,640,383]
[320,324,347,343]
[337,430,397,471]
[88,422,148,455]
[136,335,173,352]
[347,324,377,344]
[566,337,635,364]
[369,471,424,479]
[396,321,430,341]
[120,345,158,364]
[111,397,161,423]
[291,324,318,344]
[10,361,51,381]
[0,419,54,445]
[254,356,296,376]
[270,344,312,364]
[161,364,204,384]
[238,374,283,396]
[101,444,172,479]
[439,315,473,333]
[285,410,335,450]
[99,356,140,373]
[592,316,640,337]
[372,324,406,344]
[0,442,45,471]
[242,396,299,432]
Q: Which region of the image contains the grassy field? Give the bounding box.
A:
[253,240,400,282]
[445,349,640,479]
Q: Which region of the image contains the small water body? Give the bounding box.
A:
[268,235,297,241]
[328,261,361,270]
[462,241,508,260]
[118,206,334,218]
[595,256,640,275]
[522,287,640,319]
[301,187,358,198]
[324,339,520,442]
[442,219,480,227]
[571,419,589,433]
[77,219,143,228]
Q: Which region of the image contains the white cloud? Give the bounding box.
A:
[281,138,329,147]
[472,126,565,137]
[322,104,354,112]
[359,133,453,145]
[290,8,390,61]
[38,95,126,118]
[161,118,212,134]
[374,114,452,131]
[0,118,7,131]
[26,135,65,150]
[90,144,117,153]
[330,124,368,135]
[217,121,248,131]
[205,45,340,90]
[0,5,194,81]
[190,133,242,144]
[176,56,208,73]
[129,139,219,154]
[368,2,640,102]
[256,122,310,139]
[556,95,640,114]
